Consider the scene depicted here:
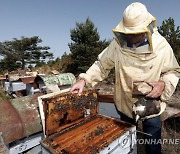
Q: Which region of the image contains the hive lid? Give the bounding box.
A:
[38,89,98,136]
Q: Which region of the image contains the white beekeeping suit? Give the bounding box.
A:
[79,2,180,119]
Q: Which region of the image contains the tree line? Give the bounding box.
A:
[0,17,179,75]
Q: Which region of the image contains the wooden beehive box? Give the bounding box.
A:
[39,90,136,154]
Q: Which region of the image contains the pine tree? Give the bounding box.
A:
[68,18,110,74]
[0,36,53,71]
[158,17,180,63]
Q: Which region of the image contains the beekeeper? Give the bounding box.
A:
[70,2,180,154]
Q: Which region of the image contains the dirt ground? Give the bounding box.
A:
[94,80,180,154]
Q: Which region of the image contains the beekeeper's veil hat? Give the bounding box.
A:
[113,2,157,51]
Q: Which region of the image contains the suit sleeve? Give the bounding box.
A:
[79,40,116,87]
[160,44,180,101]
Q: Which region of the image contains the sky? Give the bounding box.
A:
[0,0,179,59]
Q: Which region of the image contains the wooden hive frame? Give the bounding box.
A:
[39,89,135,154]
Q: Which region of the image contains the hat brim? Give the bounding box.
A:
[113,13,156,34]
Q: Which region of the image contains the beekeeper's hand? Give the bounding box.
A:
[146,81,165,98]
[70,79,86,96]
